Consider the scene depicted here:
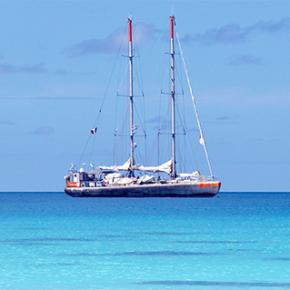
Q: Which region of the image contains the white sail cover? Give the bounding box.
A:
[104,172,124,180]
[98,158,172,174]
[137,175,155,184]
[98,159,131,171]
[178,171,200,179]
[116,177,133,185]
[133,159,172,174]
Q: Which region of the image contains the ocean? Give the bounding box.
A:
[0,192,289,290]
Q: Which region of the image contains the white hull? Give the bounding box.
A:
[65,181,221,197]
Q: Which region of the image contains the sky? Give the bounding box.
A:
[0,0,290,192]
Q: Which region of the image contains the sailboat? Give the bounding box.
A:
[64,16,221,197]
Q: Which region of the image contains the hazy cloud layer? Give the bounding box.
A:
[65,22,157,57]
[31,126,55,135]
[0,120,16,125]
[229,55,263,66]
[54,69,69,75]
[0,63,47,74]
[182,18,290,45]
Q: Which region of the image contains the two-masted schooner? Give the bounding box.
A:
[64,16,221,197]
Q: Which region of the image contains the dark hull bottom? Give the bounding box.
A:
[65,183,220,198]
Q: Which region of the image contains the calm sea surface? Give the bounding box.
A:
[0,192,290,290]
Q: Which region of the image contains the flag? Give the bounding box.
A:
[91,127,97,134]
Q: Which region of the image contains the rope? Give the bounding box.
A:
[175,24,214,178]
[83,24,128,168]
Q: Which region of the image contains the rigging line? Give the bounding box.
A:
[133,103,146,135]
[113,126,116,165]
[83,24,127,168]
[158,89,162,137]
[180,82,187,173]
[160,98,172,132]
[117,25,130,93]
[134,72,145,103]
[158,100,171,163]
[159,38,168,97]
[118,101,130,135]
[175,90,190,169]
[175,48,185,94]
[117,61,129,95]
[158,21,171,130]
[141,71,147,166]
[104,143,115,168]
[176,142,185,174]
[157,90,164,166]
[130,56,146,136]
[175,25,214,178]
[148,136,158,164]
[89,130,97,164]
[158,55,170,131]
[132,19,166,167]
[193,141,201,170]
[77,135,92,169]
[186,124,200,171]
[114,84,118,165]
[115,76,130,165]
[157,128,160,169]
[182,80,186,138]
[175,102,187,173]
[135,17,168,77]
[135,145,145,167]
[132,32,145,95]
[175,100,186,133]
[175,57,187,130]
[144,132,147,166]
[134,67,145,97]
[184,131,187,173]
[115,96,130,135]
[94,24,128,130]
[129,21,167,134]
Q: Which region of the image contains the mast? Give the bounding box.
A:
[128,18,134,176]
[170,16,176,178]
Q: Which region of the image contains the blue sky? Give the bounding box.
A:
[0,0,289,192]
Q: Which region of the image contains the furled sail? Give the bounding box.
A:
[137,175,155,184]
[133,159,172,174]
[98,158,131,171]
[177,171,200,179]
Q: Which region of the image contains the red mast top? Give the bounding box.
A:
[128,19,132,43]
[170,16,174,39]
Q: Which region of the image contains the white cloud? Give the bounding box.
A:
[182,18,290,46]
[31,126,55,135]
[0,63,47,74]
[0,120,16,125]
[229,55,263,66]
[65,22,158,57]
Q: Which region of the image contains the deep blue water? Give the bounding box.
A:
[0,192,290,289]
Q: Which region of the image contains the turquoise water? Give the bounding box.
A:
[0,192,290,289]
